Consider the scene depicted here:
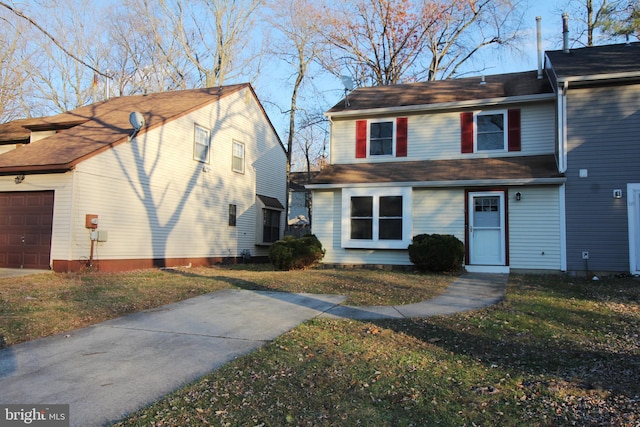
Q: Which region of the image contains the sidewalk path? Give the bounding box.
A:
[0,273,507,427]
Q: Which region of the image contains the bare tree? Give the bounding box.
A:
[0,9,30,122]
[426,0,528,80]
[264,0,325,223]
[317,0,527,85]
[153,0,263,88]
[107,0,194,96]
[317,0,443,86]
[558,0,630,46]
[4,0,112,114]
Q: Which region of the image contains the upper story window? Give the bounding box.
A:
[193,124,211,163]
[232,140,245,173]
[476,112,505,151]
[356,117,407,159]
[341,187,412,249]
[461,109,521,154]
[369,121,394,155]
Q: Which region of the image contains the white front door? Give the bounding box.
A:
[468,192,506,269]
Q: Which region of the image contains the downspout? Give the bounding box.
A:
[557,80,569,173]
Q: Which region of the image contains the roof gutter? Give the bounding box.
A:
[555,71,640,84]
[307,177,566,190]
[0,164,74,175]
[325,93,555,119]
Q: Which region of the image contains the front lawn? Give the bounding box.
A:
[114,274,640,426]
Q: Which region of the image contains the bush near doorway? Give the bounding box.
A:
[409,233,464,272]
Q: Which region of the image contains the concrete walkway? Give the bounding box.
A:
[0,273,507,427]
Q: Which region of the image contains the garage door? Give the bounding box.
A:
[0,191,54,269]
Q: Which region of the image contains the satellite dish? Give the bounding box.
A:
[341,75,354,92]
[129,111,145,131]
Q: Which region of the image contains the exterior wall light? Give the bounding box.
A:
[613,189,623,199]
[515,192,522,201]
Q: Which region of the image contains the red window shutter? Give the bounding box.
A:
[508,109,521,152]
[356,120,367,158]
[460,112,474,153]
[396,117,408,157]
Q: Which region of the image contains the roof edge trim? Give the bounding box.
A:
[325,93,555,118]
[307,177,566,190]
[557,70,640,83]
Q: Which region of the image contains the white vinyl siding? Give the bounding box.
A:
[412,188,465,240]
[508,186,562,270]
[69,87,284,262]
[313,185,562,271]
[330,102,555,164]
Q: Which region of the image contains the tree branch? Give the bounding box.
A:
[0,1,108,77]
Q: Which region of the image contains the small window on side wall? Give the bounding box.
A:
[232,140,245,173]
[229,204,237,226]
[193,124,211,163]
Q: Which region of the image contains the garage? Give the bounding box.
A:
[0,191,54,269]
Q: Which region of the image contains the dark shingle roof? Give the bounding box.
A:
[0,84,258,174]
[327,71,553,114]
[310,155,563,186]
[546,42,640,81]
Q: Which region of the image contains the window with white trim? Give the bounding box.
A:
[369,121,394,155]
[460,109,521,154]
[232,140,245,173]
[193,124,211,163]
[341,187,412,249]
[476,111,506,151]
[356,117,408,158]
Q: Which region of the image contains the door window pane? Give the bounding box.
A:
[474,197,500,227]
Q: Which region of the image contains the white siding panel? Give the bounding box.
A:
[73,87,285,262]
[412,189,465,240]
[508,186,562,270]
[330,102,555,164]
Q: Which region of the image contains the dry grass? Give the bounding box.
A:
[114,274,640,427]
[0,265,452,346]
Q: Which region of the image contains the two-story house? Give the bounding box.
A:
[0,84,286,272]
[308,71,565,273]
[546,42,640,275]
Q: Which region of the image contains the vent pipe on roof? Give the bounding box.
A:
[536,16,543,79]
[562,13,570,53]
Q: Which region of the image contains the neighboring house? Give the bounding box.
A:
[545,42,640,275]
[288,171,318,233]
[0,84,287,272]
[308,71,564,273]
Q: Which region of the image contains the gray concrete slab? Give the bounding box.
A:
[0,290,347,427]
[320,273,508,320]
[0,268,52,278]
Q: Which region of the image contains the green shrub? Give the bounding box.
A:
[269,234,325,270]
[408,233,464,272]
